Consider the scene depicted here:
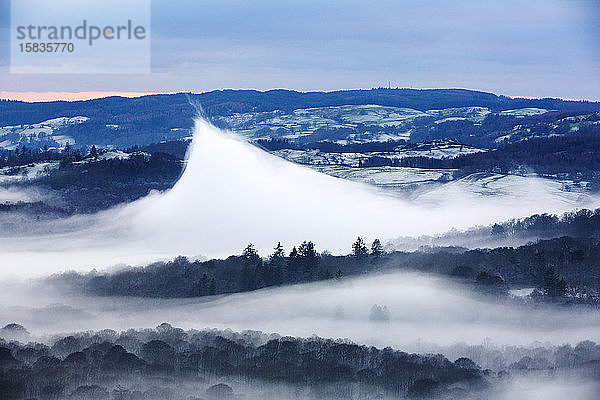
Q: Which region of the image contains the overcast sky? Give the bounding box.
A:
[0,0,599,100]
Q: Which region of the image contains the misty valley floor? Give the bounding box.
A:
[1,270,600,399]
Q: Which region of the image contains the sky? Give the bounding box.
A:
[0,0,599,101]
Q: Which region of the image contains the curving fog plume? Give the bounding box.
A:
[0,119,598,277]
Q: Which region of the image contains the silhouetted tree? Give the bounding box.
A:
[89,145,98,159]
[352,237,368,258]
[286,246,301,281]
[542,268,567,298]
[371,239,384,257]
[63,142,72,155]
[242,243,260,265]
[297,241,319,278]
[298,241,317,259]
[270,242,285,264]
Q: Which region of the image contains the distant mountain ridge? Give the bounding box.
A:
[0,88,599,149]
[2,88,599,125]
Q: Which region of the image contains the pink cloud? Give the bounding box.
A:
[0,91,163,102]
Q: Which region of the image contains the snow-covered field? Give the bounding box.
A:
[214,105,552,144]
[413,172,591,207]
[500,108,550,117]
[0,161,59,184]
[219,104,423,129]
[313,165,452,189]
[270,144,587,201]
[0,150,133,187]
[95,149,133,160]
[307,166,591,206]
[0,116,88,150]
[273,142,485,167]
[426,106,492,122]
[215,104,421,143]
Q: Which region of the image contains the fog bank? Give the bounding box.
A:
[1,271,598,351]
[0,119,598,277]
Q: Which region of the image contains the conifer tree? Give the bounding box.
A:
[352,237,368,258]
[371,239,384,257]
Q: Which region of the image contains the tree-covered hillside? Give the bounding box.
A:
[1,89,599,149]
[50,210,600,303]
[0,325,488,400]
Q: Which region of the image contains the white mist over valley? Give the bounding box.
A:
[0,119,597,277]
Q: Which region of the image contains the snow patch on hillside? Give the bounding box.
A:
[273,142,485,168]
[0,116,89,150]
[0,162,59,184]
[500,108,549,117]
[426,106,491,122]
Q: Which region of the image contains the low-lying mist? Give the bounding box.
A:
[488,373,600,400]
[0,119,598,277]
[1,271,598,356]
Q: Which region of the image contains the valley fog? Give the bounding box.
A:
[1,119,599,400]
[2,271,598,355]
[0,119,598,277]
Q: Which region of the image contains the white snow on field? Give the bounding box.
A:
[509,288,536,297]
[0,150,139,186]
[273,149,361,166]
[500,108,549,117]
[425,106,491,122]
[215,104,425,142]
[495,134,512,143]
[0,161,59,184]
[434,116,467,124]
[314,165,452,189]
[398,141,485,158]
[273,142,485,168]
[42,116,88,128]
[213,105,572,145]
[306,166,590,203]
[97,150,131,160]
[0,116,88,149]
[413,172,590,207]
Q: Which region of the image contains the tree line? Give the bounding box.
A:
[3,145,184,215]
[0,324,488,400]
[2,323,598,400]
[50,233,600,304]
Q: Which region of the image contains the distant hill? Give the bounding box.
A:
[0,89,599,149]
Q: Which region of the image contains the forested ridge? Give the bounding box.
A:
[1,145,184,215]
[50,209,600,303]
[1,89,599,149]
[382,132,600,180]
[2,324,599,400]
[0,325,483,399]
[2,89,599,127]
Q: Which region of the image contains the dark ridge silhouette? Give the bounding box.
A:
[2,325,598,400]
[49,216,600,303]
[0,325,488,400]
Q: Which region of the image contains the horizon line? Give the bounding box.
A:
[1,88,598,103]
